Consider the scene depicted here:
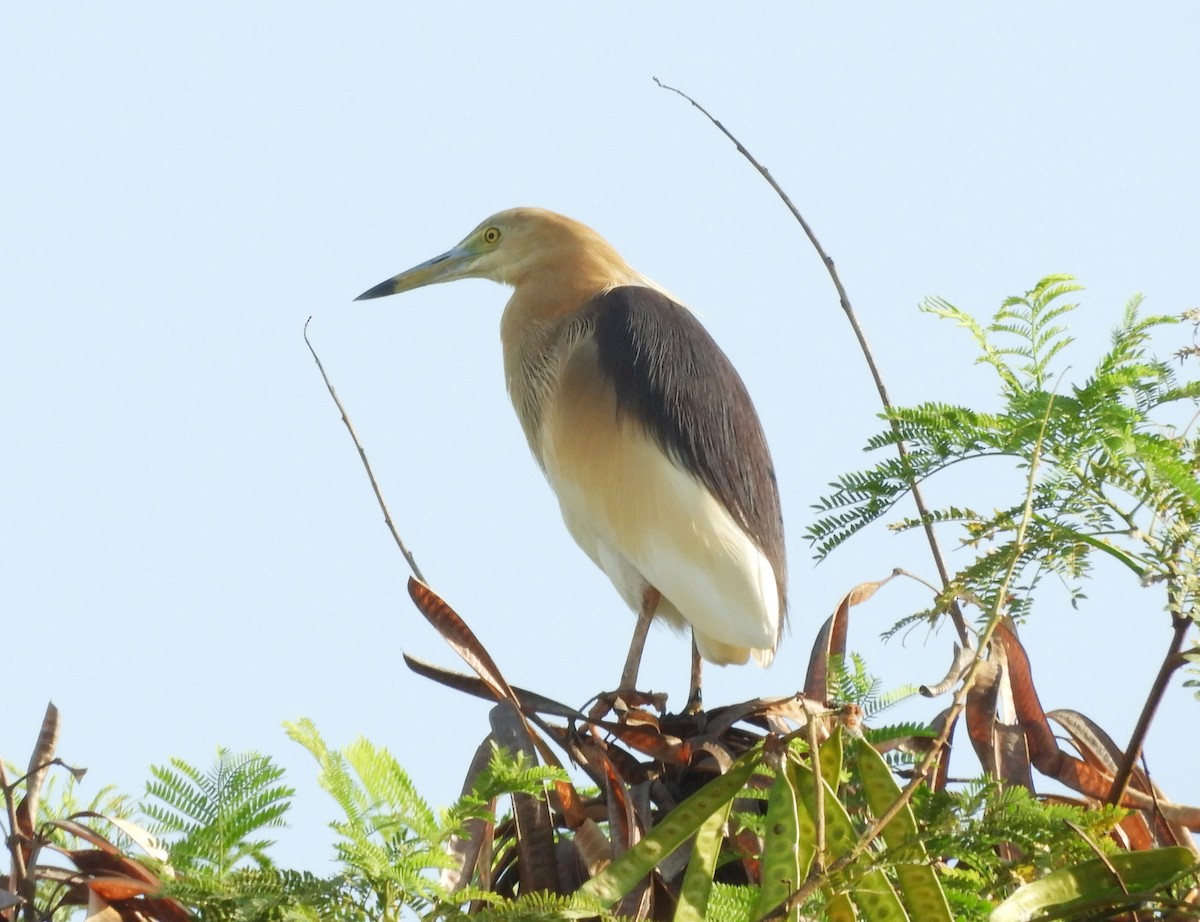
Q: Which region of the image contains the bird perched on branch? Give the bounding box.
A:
[357,208,786,706]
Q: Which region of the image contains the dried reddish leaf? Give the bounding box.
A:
[552,780,585,828]
[993,622,1061,771]
[619,707,660,730]
[54,848,160,887]
[803,602,849,701]
[928,707,957,792]
[407,578,514,703]
[1049,710,1195,847]
[992,626,1200,830]
[402,654,582,721]
[1115,812,1157,851]
[802,573,896,702]
[86,877,157,901]
[536,724,615,791]
[1047,710,1124,773]
[85,892,121,922]
[964,658,1002,772]
[595,723,690,765]
[603,759,639,856]
[689,741,735,775]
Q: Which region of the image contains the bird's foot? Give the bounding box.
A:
[587,688,668,723]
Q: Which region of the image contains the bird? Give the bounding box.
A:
[356,208,786,706]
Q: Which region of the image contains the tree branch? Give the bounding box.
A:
[1106,612,1192,806]
[655,77,969,646]
[304,318,427,584]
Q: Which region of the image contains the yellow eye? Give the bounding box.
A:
[482,226,501,245]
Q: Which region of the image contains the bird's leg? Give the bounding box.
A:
[587,587,666,722]
[618,586,660,692]
[685,633,704,714]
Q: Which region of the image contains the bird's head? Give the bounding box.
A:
[355,207,630,301]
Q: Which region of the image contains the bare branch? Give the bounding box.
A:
[1107,612,1193,806]
[304,318,427,583]
[783,374,1058,912]
[654,77,969,646]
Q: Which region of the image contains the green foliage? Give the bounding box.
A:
[824,653,932,768]
[144,749,294,878]
[990,846,1198,922]
[130,726,574,922]
[8,760,136,853]
[284,718,568,921]
[911,780,1128,918]
[36,772,133,828]
[826,652,918,721]
[158,869,348,922]
[1186,649,1200,700]
[810,276,1200,628]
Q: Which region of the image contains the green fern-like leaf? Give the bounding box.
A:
[143,748,293,879]
[826,654,918,721]
[810,277,1200,636]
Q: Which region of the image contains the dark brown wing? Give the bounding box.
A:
[584,285,787,619]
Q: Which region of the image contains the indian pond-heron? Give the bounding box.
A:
[356,208,786,703]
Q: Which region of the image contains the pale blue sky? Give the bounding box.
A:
[5,5,1197,868]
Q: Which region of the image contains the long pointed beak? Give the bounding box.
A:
[354,243,477,301]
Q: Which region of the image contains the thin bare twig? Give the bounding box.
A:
[654,77,969,647]
[1107,613,1192,806]
[805,714,826,873]
[304,318,427,583]
[782,368,1057,913]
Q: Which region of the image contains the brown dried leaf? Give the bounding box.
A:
[17,701,60,840]
[594,723,690,765]
[489,704,559,895]
[964,657,1001,773]
[803,602,849,702]
[402,654,582,720]
[993,723,1034,791]
[1048,710,1195,849]
[991,627,1200,828]
[538,725,616,791]
[928,707,956,792]
[86,877,157,901]
[1046,710,1123,773]
[1115,812,1157,851]
[689,740,734,774]
[801,572,896,701]
[407,579,514,703]
[993,621,1061,772]
[53,848,160,887]
[920,642,975,698]
[84,892,121,922]
[65,814,167,864]
[572,818,614,876]
[47,820,120,857]
[844,571,898,607]
[441,734,499,893]
[604,759,639,856]
[552,780,587,828]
